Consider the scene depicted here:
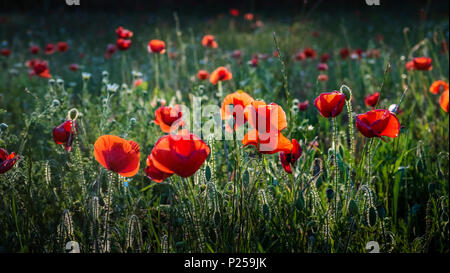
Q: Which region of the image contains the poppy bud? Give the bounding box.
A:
[364,92,380,107]
[326,187,334,201]
[56,79,64,88]
[298,100,309,111]
[348,200,358,216]
[0,123,8,131]
[340,85,352,102]
[52,99,60,107]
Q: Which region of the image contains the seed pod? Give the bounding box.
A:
[295,194,305,211]
[242,170,250,187]
[205,165,212,181]
[368,206,377,227]
[326,187,334,201]
[0,123,8,131]
[213,211,221,227]
[377,205,386,219]
[348,200,358,216]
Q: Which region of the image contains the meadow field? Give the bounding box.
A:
[0,1,449,253]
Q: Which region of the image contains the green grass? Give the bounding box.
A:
[0,9,448,253]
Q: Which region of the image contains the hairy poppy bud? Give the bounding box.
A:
[326,187,334,201]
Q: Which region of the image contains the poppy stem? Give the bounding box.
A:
[121,53,126,85]
[367,138,374,187]
[154,54,160,92]
[345,98,354,207]
[272,32,293,134]
[217,80,223,101]
[331,117,339,223]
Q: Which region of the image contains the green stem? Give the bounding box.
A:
[155,54,160,92]
[217,80,223,101]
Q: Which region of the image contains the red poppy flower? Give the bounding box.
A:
[53,120,76,151]
[229,8,239,17]
[244,13,254,21]
[26,59,36,68]
[295,51,306,61]
[318,63,328,71]
[314,91,346,118]
[353,49,364,58]
[105,44,117,59]
[29,60,51,78]
[221,91,254,130]
[115,26,133,39]
[45,43,55,55]
[365,92,380,107]
[429,80,449,94]
[69,64,78,71]
[273,50,279,57]
[366,49,380,59]
[317,74,329,82]
[413,57,432,71]
[405,60,415,71]
[242,101,293,154]
[147,39,166,54]
[30,45,40,54]
[134,78,143,87]
[232,50,242,59]
[0,148,18,174]
[298,100,309,111]
[279,139,302,174]
[57,42,68,52]
[168,52,177,59]
[117,38,132,51]
[201,35,218,49]
[154,105,185,133]
[312,30,319,37]
[439,90,449,113]
[145,131,210,182]
[250,55,259,67]
[197,70,209,80]
[340,48,350,60]
[145,156,172,182]
[209,66,232,85]
[94,135,140,177]
[254,20,264,28]
[1,48,11,57]
[303,48,317,59]
[320,53,329,63]
[355,109,400,141]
